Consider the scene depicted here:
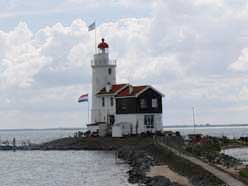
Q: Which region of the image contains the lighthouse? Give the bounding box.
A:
[91,38,116,123]
[87,38,164,137]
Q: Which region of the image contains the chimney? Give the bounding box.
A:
[106,82,112,93]
[129,85,133,95]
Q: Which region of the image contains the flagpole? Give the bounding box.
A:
[88,99,90,124]
[94,21,97,53]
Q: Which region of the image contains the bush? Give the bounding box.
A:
[155,130,163,136]
[175,131,181,136]
[83,130,91,137]
[140,132,147,137]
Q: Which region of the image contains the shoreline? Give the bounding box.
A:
[222,145,248,150]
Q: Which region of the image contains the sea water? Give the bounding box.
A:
[222,148,248,165]
[0,151,134,186]
[166,126,248,139]
[0,129,135,186]
[0,129,81,145]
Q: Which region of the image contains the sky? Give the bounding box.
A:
[1,0,248,129]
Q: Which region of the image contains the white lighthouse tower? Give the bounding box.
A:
[91,38,116,123]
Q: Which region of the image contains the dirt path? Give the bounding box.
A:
[158,142,246,186]
[147,165,192,186]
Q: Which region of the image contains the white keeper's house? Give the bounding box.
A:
[87,38,164,137]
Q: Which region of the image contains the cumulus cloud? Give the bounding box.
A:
[0,22,48,88]
[0,19,93,89]
[238,86,248,101]
[229,48,248,72]
[1,0,248,128]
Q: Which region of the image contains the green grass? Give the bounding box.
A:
[240,168,248,178]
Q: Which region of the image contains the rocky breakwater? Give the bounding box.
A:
[118,143,228,186]
[117,145,180,186]
[185,142,242,169]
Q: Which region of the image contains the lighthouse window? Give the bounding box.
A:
[102,97,105,107]
[152,99,158,108]
[110,97,114,106]
[108,68,112,75]
[140,99,147,109]
[120,101,127,111]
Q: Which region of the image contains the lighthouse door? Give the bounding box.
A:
[144,115,154,129]
[108,115,115,126]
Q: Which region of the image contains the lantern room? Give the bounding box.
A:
[98,38,109,53]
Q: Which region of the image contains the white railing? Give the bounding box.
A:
[109,59,117,65]
[91,59,116,66]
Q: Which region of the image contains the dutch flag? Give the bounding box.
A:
[78,94,88,103]
[88,22,96,31]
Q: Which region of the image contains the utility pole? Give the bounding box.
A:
[12,137,16,152]
[192,107,196,135]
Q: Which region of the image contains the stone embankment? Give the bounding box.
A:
[117,143,228,186]
[117,145,179,186]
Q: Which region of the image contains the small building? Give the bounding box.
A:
[86,123,100,133]
[88,38,164,137]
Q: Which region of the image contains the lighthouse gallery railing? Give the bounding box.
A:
[91,59,116,66]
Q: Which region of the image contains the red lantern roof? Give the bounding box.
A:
[98,38,109,49]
